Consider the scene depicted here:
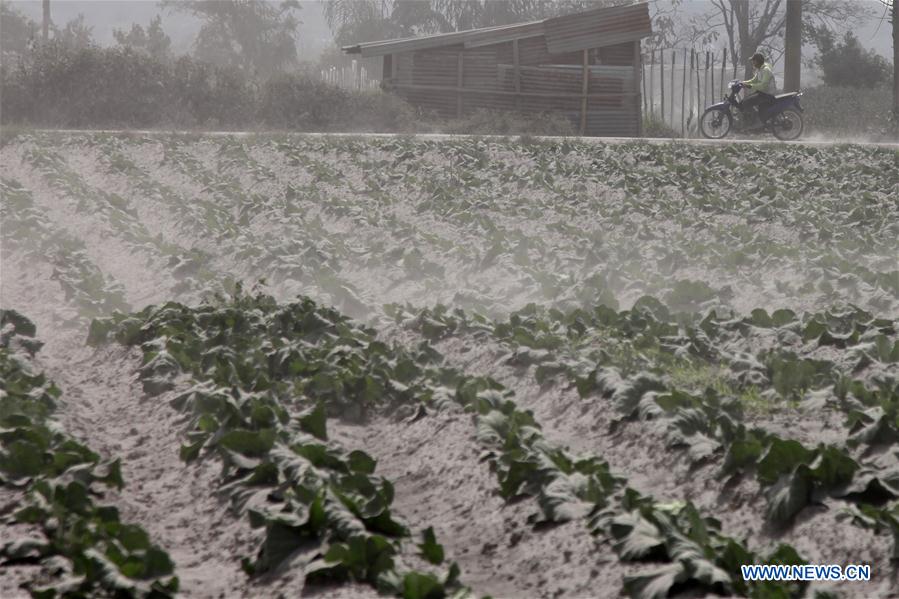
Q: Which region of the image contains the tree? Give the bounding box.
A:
[694,0,863,77]
[783,0,801,90]
[1,2,37,59]
[113,15,172,61]
[882,0,898,115]
[53,14,95,50]
[42,0,49,42]
[810,28,891,88]
[163,0,302,79]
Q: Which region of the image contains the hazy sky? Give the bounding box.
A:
[8,0,894,61]
[9,0,334,57]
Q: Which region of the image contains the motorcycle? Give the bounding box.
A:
[699,80,804,141]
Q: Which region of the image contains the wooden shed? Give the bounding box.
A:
[343,3,652,137]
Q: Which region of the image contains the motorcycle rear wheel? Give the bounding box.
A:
[771,108,804,141]
[700,108,732,139]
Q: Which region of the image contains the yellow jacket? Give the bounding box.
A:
[743,63,775,94]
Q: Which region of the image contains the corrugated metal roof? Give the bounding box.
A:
[344,21,542,58]
[343,3,651,58]
[544,4,651,54]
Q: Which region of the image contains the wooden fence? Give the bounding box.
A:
[641,47,748,136]
[320,60,380,91]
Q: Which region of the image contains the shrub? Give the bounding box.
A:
[169,56,255,128]
[439,109,575,136]
[642,114,682,138]
[257,72,350,130]
[0,42,653,137]
[811,30,891,89]
[801,85,898,141]
[0,42,254,128]
[342,90,419,133]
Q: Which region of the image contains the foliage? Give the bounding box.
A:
[0,178,129,319]
[642,114,682,138]
[0,312,179,597]
[89,288,814,599]
[257,72,353,130]
[5,131,899,596]
[801,85,899,140]
[87,291,470,597]
[162,0,302,79]
[391,296,899,533]
[52,14,96,51]
[113,15,172,61]
[809,29,892,89]
[0,43,254,128]
[438,109,576,136]
[0,43,421,131]
[688,0,864,78]
[0,2,36,59]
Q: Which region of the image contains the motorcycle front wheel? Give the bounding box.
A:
[771,108,804,141]
[699,108,733,139]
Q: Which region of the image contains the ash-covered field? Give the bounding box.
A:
[1,132,898,598]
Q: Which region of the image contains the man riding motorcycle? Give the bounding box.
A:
[740,53,776,126]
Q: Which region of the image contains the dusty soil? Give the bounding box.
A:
[2,132,897,597]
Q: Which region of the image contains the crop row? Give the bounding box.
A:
[90,291,815,598]
[21,146,225,302]
[0,178,128,320]
[87,290,470,598]
[386,298,899,548]
[12,132,894,321]
[0,310,178,597]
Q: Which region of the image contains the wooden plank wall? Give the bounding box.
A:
[383,39,641,136]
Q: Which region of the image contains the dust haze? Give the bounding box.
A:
[2,1,899,599]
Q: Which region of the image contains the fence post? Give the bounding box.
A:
[681,48,687,136]
[641,49,648,119]
[670,49,675,129]
[580,49,589,135]
[720,48,727,98]
[695,49,701,127]
[702,51,709,107]
[649,49,655,119]
[687,48,696,135]
[457,53,464,118]
[636,41,643,137]
[513,38,522,110]
[660,49,665,124]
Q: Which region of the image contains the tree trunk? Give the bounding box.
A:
[893,0,898,115]
[784,0,802,91]
[734,0,754,78]
[42,0,50,42]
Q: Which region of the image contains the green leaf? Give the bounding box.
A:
[298,403,328,441]
[808,446,858,491]
[765,466,812,527]
[623,562,687,599]
[418,527,444,565]
[1,536,49,561]
[610,511,664,560]
[180,437,207,463]
[0,439,45,479]
[250,519,311,575]
[757,438,815,486]
[400,571,445,599]
[218,428,276,457]
[347,450,376,474]
[1,309,37,337]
